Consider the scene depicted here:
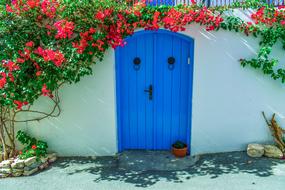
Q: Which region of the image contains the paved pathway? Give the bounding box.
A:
[0,151,285,190]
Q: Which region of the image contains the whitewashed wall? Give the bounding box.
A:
[182,25,285,155]
[16,10,285,156]
[16,50,118,156]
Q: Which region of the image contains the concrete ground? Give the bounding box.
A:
[0,151,285,190]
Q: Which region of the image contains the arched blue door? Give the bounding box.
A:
[115,30,194,153]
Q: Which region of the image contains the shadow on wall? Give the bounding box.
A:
[51,152,284,188]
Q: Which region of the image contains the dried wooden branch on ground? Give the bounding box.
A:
[262,111,285,153]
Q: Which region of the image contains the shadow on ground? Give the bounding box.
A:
[51,151,284,187]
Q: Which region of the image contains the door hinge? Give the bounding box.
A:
[188,57,191,65]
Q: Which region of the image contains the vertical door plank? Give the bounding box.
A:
[154,34,173,149]
[179,40,190,143]
[154,34,164,149]
[128,38,138,149]
[145,34,155,149]
[171,37,182,146]
[136,36,147,149]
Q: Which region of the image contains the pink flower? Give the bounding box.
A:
[3,60,20,72]
[0,72,7,89]
[31,145,37,150]
[54,19,75,39]
[27,0,40,9]
[25,41,34,47]
[36,71,42,76]
[89,27,96,34]
[34,47,65,67]
[42,84,53,97]
[14,100,28,110]
[280,20,285,25]
[17,58,25,63]
[95,11,105,21]
[6,4,13,13]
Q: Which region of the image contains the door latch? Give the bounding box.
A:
[144,85,153,100]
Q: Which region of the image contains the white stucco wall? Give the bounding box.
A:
[16,10,285,156]
[181,25,285,155]
[17,50,118,156]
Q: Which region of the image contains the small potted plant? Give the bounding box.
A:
[172,140,188,157]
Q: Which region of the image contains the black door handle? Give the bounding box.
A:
[144,85,153,100]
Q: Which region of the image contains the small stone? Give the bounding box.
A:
[0,168,12,174]
[48,157,57,163]
[47,153,56,159]
[39,162,49,170]
[24,162,41,171]
[247,144,265,158]
[39,156,48,163]
[264,145,284,159]
[0,173,9,178]
[24,156,37,167]
[23,167,38,176]
[12,172,23,177]
[11,159,25,169]
[47,153,57,163]
[0,160,13,168]
[11,168,23,177]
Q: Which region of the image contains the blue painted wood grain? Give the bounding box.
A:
[116,30,194,153]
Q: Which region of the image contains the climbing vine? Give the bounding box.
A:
[0,0,285,160]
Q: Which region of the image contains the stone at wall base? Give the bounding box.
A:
[264,145,284,159]
[12,168,24,177]
[0,160,13,168]
[23,167,38,176]
[47,153,57,163]
[11,159,25,169]
[39,162,49,170]
[24,156,37,167]
[247,144,265,158]
[40,157,48,164]
[0,173,9,178]
[0,168,12,175]
[0,153,56,177]
[24,162,41,171]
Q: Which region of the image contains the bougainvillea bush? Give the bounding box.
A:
[0,0,285,160]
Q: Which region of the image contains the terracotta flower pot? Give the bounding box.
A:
[172,146,188,158]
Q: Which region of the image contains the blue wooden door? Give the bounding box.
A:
[116,30,194,153]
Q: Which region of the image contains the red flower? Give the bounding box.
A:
[17,58,25,63]
[206,25,215,31]
[14,100,28,110]
[36,71,42,76]
[25,41,34,47]
[89,27,96,34]
[95,11,105,21]
[42,84,52,97]
[3,60,20,72]
[41,0,59,18]
[31,145,37,150]
[8,73,15,82]
[27,0,40,9]
[34,47,65,67]
[6,4,13,13]
[0,72,7,89]
[19,150,23,155]
[54,19,75,39]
